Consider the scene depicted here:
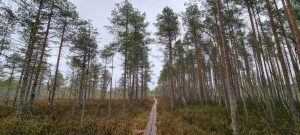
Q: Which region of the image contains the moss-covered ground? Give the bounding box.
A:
[0,99,152,135]
[157,99,300,135]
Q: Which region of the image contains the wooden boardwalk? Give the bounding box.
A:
[143,97,158,135]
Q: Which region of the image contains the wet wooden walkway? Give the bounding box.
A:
[143,97,157,135]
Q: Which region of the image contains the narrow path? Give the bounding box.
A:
[143,97,158,135]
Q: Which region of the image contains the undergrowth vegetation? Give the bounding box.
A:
[157,99,300,135]
[0,99,152,135]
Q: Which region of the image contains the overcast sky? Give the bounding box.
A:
[65,0,188,89]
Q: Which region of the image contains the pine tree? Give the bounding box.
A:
[155,7,179,112]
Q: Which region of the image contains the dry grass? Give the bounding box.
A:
[0,99,153,135]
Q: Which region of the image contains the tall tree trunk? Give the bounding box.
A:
[29,5,54,111]
[50,21,67,107]
[123,0,129,116]
[36,72,44,100]
[16,0,43,116]
[25,51,38,103]
[13,65,24,107]
[168,35,174,112]
[80,46,87,130]
[216,0,238,134]
[13,29,34,107]
[193,32,206,105]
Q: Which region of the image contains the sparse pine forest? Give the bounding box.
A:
[0,0,300,134]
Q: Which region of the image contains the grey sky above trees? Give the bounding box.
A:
[66,0,186,89]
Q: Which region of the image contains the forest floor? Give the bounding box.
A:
[1,98,300,135]
[0,99,152,135]
[157,98,300,135]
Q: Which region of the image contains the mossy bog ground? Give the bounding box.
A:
[1,98,300,135]
[157,99,300,135]
[0,99,152,135]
